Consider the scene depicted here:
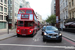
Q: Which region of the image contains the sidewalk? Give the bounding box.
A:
[0,29,16,41]
[0,29,16,35]
[0,33,16,41]
[61,31,75,42]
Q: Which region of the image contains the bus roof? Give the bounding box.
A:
[19,8,34,11]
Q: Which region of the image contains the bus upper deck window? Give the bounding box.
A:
[19,10,25,14]
[26,10,32,14]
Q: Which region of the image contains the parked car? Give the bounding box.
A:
[42,26,46,35]
[70,22,75,28]
[43,26,62,42]
[65,22,74,28]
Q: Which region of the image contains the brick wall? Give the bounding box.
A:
[55,0,60,28]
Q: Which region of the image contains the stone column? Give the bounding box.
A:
[12,0,15,29]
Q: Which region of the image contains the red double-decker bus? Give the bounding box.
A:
[16,8,38,37]
[37,21,41,30]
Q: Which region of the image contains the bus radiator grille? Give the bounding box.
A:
[21,29,28,34]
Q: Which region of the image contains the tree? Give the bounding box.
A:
[46,14,56,25]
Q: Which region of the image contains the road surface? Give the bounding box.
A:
[0,29,75,50]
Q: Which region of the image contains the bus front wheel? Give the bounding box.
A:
[17,34,20,37]
[31,31,34,37]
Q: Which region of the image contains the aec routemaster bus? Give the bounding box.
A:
[16,8,38,37]
[37,21,41,30]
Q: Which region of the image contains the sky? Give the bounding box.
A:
[26,0,52,20]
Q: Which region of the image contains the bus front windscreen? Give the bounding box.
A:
[17,21,34,27]
[24,21,33,27]
[18,21,23,26]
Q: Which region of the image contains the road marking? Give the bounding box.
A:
[33,38,39,42]
[34,30,41,38]
[63,35,75,42]
[62,37,75,45]
[0,44,75,49]
[33,30,41,42]
[45,42,47,44]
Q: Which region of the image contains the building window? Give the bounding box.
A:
[66,11,68,19]
[10,7,12,10]
[9,12,12,19]
[0,22,6,29]
[4,16,6,20]
[8,0,12,4]
[54,10,56,14]
[70,13,71,19]
[0,15,3,20]
[66,0,67,6]
[54,6,56,10]
[72,0,74,6]
[15,13,16,17]
[69,2,71,7]
[72,12,74,18]
[0,0,3,2]
[10,0,12,4]
[0,6,3,11]
[4,0,7,4]
[8,0,10,4]
[4,8,7,12]
[10,12,12,16]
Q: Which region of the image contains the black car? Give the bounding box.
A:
[43,26,62,42]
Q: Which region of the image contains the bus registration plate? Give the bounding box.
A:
[22,34,26,35]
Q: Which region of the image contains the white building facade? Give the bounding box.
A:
[0,0,8,30]
[20,0,30,8]
[36,13,42,23]
[37,15,42,23]
[8,0,28,28]
[25,2,31,8]
[60,0,68,28]
[51,0,56,15]
[8,0,22,28]
[20,0,26,8]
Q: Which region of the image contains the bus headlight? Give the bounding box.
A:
[30,31,32,33]
[17,30,19,32]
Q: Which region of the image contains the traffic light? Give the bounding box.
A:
[6,15,9,22]
[6,15,9,34]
